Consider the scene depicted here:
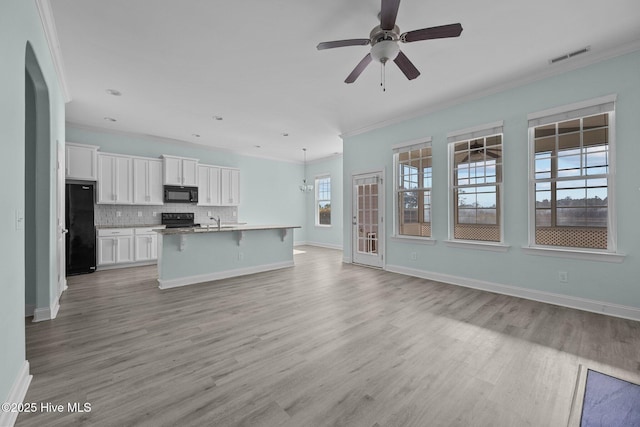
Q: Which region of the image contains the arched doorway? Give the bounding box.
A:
[25,42,57,322]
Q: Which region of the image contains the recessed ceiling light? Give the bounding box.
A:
[254,145,261,148]
[213,116,223,121]
[103,117,117,122]
[282,132,289,137]
[192,134,201,138]
[106,89,122,96]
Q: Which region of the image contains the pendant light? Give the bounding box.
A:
[299,148,314,192]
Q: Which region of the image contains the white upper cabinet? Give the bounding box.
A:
[197,164,221,206]
[97,153,133,204]
[133,157,163,205]
[65,142,98,180]
[220,168,240,206]
[162,155,199,186]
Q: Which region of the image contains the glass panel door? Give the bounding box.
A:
[352,172,383,268]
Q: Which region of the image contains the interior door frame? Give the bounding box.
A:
[57,140,67,296]
[351,169,385,268]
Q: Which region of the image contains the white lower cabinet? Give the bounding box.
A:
[97,229,134,266]
[134,227,158,262]
[98,227,162,267]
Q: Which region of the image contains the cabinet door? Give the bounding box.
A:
[97,237,116,265]
[198,165,210,205]
[163,156,182,186]
[134,235,152,261]
[149,234,158,260]
[148,160,164,204]
[182,159,198,186]
[198,165,220,206]
[132,158,148,204]
[221,168,240,206]
[97,154,116,204]
[116,235,134,263]
[115,156,133,204]
[133,159,163,205]
[209,166,221,205]
[66,144,97,180]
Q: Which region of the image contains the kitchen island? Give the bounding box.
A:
[155,225,301,289]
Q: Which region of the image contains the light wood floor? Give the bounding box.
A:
[16,246,640,426]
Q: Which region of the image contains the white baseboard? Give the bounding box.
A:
[32,295,60,322]
[305,241,343,250]
[158,260,295,290]
[294,241,306,247]
[96,260,156,271]
[385,264,640,322]
[342,255,352,264]
[0,361,32,427]
[24,304,35,318]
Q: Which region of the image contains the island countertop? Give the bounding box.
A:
[154,224,301,235]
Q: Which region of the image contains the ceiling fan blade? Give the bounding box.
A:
[380,0,401,30]
[401,23,463,43]
[345,54,373,84]
[393,51,420,80]
[316,39,370,50]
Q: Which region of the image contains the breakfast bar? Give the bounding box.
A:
[155,225,301,289]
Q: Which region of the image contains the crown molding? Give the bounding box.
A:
[340,39,640,140]
[35,0,72,102]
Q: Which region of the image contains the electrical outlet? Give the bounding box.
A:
[116,211,121,217]
[152,212,157,217]
[238,251,244,261]
[558,271,569,283]
[137,211,142,217]
[207,211,212,217]
[232,211,237,217]
[410,252,417,260]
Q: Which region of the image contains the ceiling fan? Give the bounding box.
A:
[317,0,463,85]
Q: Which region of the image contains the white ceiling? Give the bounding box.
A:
[51,0,640,163]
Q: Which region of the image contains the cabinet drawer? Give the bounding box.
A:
[98,228,134,237]
[135,226,164,235]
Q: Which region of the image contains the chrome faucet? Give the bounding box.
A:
[209,216,221,231]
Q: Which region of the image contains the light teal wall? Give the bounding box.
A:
[66,127,307,243]
[0,0,65,405]
[304,155,343,248]
[343,51,640,309]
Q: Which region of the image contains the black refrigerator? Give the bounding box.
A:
[66,183,96,275]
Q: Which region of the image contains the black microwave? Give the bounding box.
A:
[164,186,198,203]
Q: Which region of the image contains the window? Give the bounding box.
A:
[393,141,432,238]
[529,96,615,251]
[315,176,331,226]
[448,122,503,243]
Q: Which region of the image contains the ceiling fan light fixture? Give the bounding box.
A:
[370,40,399,64]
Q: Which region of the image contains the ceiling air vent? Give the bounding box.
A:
[549,46,591,64]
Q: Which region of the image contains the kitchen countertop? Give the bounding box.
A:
[155,224,301,235]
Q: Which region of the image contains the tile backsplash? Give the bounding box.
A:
[95,204,238,227]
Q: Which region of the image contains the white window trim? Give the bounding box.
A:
[526,95,619,254]
[447,122,505,245]
[444,239,511,252]
[392,138,433,240]
[315,174,331,228]
[521,246,625,263]
[391,235,437,245]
